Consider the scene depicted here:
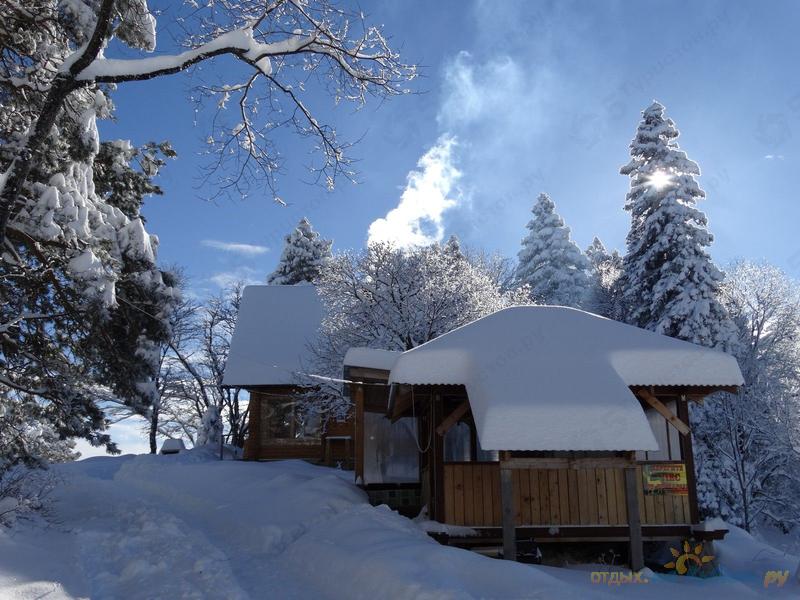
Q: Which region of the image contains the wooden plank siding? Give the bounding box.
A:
[443,462,693,527]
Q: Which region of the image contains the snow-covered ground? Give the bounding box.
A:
[0,449,797,599]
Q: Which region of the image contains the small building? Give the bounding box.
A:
[222,285,345,462]
[344,306,743,567]
[225,290,743,567]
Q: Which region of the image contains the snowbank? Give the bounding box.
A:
[0,451,797,599]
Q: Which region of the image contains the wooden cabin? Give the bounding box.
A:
[223,285,353,464]
[345,306,743,568]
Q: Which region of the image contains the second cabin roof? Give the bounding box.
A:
[353,306,743,453]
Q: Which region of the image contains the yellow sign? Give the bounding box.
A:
[643,463,688,496]
[664,540,715,576]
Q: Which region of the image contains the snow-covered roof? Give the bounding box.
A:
[388,306,743,452]
[222,285,324,387]
[343,348,401,372]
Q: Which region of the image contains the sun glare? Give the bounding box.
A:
[646,170,673,190]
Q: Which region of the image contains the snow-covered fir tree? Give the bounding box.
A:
[585,237,623,318]
[515,193,589,307]
[619,101,734,348]
[268,218,332,285]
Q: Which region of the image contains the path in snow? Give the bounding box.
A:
[53,451,336,600]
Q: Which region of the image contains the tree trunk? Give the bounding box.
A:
[149,404,160,454]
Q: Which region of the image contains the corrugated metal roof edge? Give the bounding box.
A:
[387,379,742,387]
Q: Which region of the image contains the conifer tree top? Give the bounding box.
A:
[515,192,588,307]
[619,101,734,348]
[267,217,332,285]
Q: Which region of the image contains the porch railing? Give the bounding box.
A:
[443,462,691,527]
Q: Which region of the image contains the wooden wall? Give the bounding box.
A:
[443,463,691,527]
[243,388,325,462]
[247,441,323,461]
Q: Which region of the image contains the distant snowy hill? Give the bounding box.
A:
[0,450,797,599]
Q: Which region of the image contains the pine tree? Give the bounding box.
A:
[585,237,623,318]
[515,193,589,307]
[0,8,177,466]
[619,101,734,349]
[268,218,332,285]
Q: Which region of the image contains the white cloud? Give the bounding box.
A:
[439,52,531,130]
[368,136,461,248]
[209,265,261,288]
[369,49,555,251]
[764,154,785,160]
[202,239,269,256]
[73,416,152,459]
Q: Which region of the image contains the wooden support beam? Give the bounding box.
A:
[436,400,470,436]
[500,465,516,561]
[624,467,644,572]
[636,389,691,436]
[630,385,738,397]
[503,457,634,470]
[390,385,414,421]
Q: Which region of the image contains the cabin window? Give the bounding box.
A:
[363,413,419,484]
[636,400,682,461]
[262,396,319,440]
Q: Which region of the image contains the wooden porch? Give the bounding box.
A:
[443,462,692,528]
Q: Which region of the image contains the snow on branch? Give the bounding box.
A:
[0,0,416,246]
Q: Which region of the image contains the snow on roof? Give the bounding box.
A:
[388,306,743,452]
[222,285,324,387]
[343,348,401,372]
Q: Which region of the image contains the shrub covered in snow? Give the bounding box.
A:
[0,467,57,527]
[196,406,223,448]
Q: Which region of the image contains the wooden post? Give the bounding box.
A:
[431,394,446,521]
[677,397,700,524]
[624,466,644,571]
[242,391,261,460]
[353,384,365,484]
[500,463,516,561]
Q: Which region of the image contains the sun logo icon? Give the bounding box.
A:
[664,540,715,575]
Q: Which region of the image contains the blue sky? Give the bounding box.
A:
[101,0,800,294]
[85,0,800,454]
